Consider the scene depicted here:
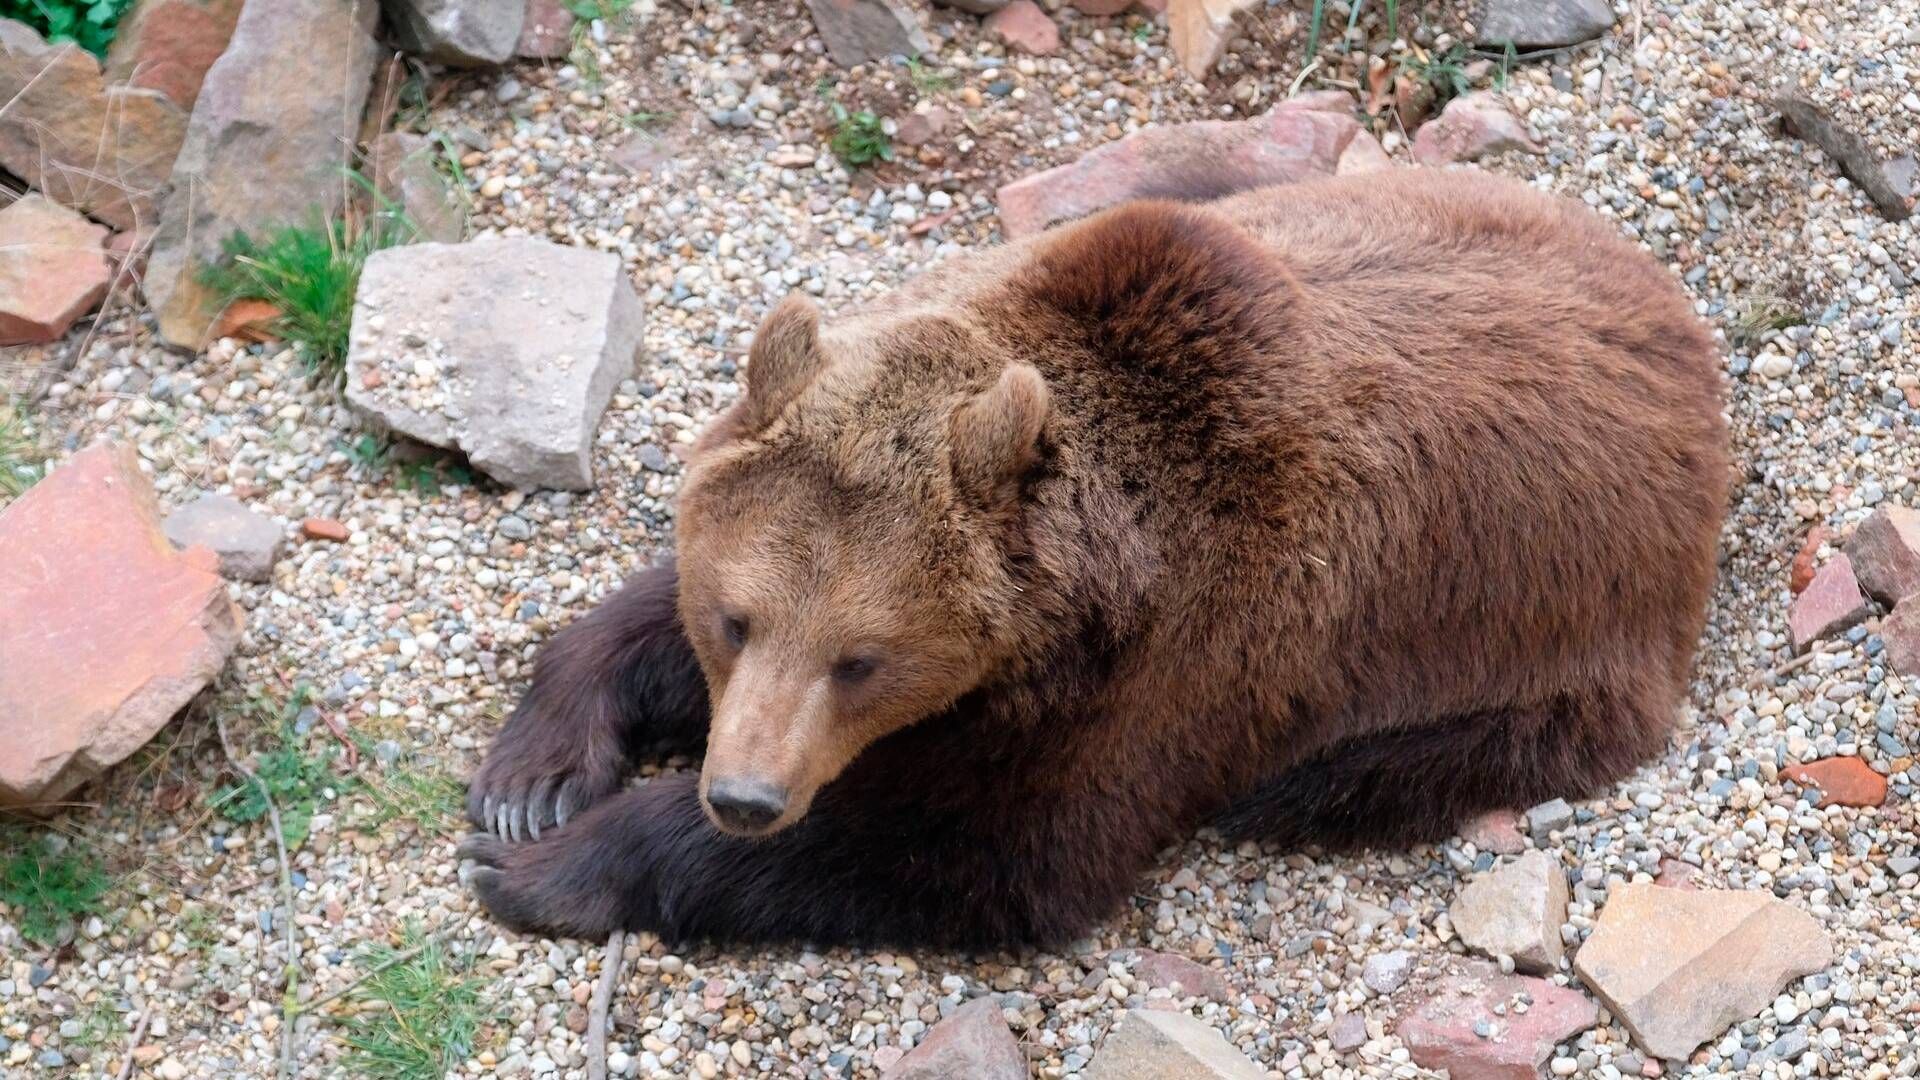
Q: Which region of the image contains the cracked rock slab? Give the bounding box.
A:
[1452,849,1568,975]
[1572,882,1832,1061]
[345,238,644,491]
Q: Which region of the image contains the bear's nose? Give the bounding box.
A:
[705,777,789,833]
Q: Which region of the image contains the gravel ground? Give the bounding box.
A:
[3,0,1917,1077]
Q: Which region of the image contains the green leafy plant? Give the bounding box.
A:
[1,0,135,56]
[0,401,46,501]
[199,200,414,381]
[562,0,632,19]
[1401,42,1471,104]
[0,829,111,946]
[212,687,346,848]
[340,924,490,1080]
[829,103,892,167]
[1493,40,1518,90]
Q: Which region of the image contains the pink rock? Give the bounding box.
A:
[1880,603,1920,678]
[1398,963,1600,1080]
[0,195,111,345]
[1787,553,1871,652]
[104,0,245,110]
[1133,951,1233,1001]
[1654,859,1699,890]
[1460,809,1527,856]
[986,0,1059,54]
[0,442,241,809]
[897,105,952,147]
[1411,92,1540,166]
[516,0,576,57]
[887,997,1025,1079]
[1846,506,1920,606]
[1338,130,1393,173]
[996,102,1361,237]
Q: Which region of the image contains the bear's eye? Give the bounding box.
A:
[832,656,877,684]
[721,615,750,649]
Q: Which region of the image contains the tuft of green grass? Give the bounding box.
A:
[828,104,892,167]
[564,0,634,87]
[340,924,489,1080]
[904,56,952,95]
[1401,42,1471,104]
[198,202,414,381]
[0,401,46,502]
[1731,292,1807,348]
[358,765,464,836]
[211,686,347,849]
[0,829,112,946]
[1,0,135,56]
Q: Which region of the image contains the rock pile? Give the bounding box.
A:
[1789,506,1920,676]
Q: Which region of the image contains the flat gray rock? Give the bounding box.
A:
[385,0,526,66]
[1475,0,1613,49]
[888,997,1024,1080]
[163,493,282,583]
[804,0,930,67]
[1082,1010,1264,1080]
[1451,849,1568,975]
[345,238,644,491]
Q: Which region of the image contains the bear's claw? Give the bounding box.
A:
[465,758,619,843]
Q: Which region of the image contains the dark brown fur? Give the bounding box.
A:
[462,170,1729,948]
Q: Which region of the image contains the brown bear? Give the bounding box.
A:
[459,168,1728,948]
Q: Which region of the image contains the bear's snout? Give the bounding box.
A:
[704,776,790,835]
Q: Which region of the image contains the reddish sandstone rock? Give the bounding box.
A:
[1168,0,1260,80]
[1787,554,1871,651]
[1460,809,1527,855]
[986,0,1059,54]
[1398,963,1599,1080]
[1411,92,1540,165]
[105,0,246,110]
[516,0,575,57]
[1846,506,1920,606]
[0,195,112,345]
[888,997,1025,1079]
[996,99,1360,237]
[1338,130,1393,173]
[897,106,952,147]
[1782,756,1889,808]
[302,517,351,542]
[1132,951,1233,1002]
[209,298,283,344]
[1884,604,1920,678]
[1789,525,1830,594]
[0,442,241,809]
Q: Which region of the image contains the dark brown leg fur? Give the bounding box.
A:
[1216,687,1674,849]
[466,561,708,841]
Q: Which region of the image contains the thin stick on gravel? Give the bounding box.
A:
[113,1003,152,1080]
[214,712,300,1080]
[587,929,626,1080]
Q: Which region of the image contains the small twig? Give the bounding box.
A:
[113,1004,152,1080]
[1748,639,1843,687]
[214,712,299,1080]
[1286,58,1323,100]
[587,930,626,1080]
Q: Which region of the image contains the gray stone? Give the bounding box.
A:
[1525,798,1575,836]
[888,997,1024,1080]
[1889,855,1920,876]
[1573,883,1833,1061]
[1083,1010,1265,1080]
[1362,950,1413,994]
[1775,95,1915,222]
[1474,0,1613,49]
[345,238,644,491]
[162,493,283,583]
[385,0,526,67]
[1329,1012,1367,1052]
[145,0,382,348]
[1452,849,1569,975]
[803,0,930,68]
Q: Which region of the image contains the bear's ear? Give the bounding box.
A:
[741,293,827,433]
[950,363,1049,505]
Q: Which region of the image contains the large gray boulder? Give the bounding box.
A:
[1474,0,1613,49]
[144,0,382,348]
[344,239,644,491]
[384,0,526,67]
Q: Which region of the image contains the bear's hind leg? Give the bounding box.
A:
[1218,687,1673,850]
[467,560,709,840]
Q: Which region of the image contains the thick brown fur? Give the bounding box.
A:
[462,169,1729,949]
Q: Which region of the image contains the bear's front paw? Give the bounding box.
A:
[457,831,631,940]
[466,741,623,843]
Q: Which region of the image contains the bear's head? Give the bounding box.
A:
[675,294,1049,836]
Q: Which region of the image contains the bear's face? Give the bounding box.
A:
[676,295,1047,836]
